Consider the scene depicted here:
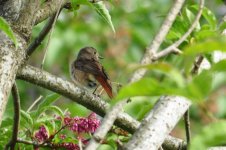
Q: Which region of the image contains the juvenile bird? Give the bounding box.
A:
[70,47,113,98]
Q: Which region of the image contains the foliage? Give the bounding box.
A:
[2,0,226,150]
[0,17,17,48]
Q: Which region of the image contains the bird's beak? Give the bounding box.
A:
[98,55,104,59]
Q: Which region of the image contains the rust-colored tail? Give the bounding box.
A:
[95,75,113,99]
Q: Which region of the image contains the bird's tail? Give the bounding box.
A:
[95,76,113,99]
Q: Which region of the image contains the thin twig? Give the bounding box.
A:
[153,46,183,60]
[16,139,53,148]
[5,83,20,150]
[184,41,205,147]
[184,55,204,146]
[191,55,204,75]
[26,95,43,112]
[154,0,204,61]
[26,14,57,57]
[184,110,191,146]
[40,1,63,69]
[42,124,68,144]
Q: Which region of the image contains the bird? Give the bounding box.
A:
[70,46,113,99]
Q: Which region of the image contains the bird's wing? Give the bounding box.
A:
[74,59,113,98]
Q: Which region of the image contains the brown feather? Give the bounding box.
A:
[95,75,113,99]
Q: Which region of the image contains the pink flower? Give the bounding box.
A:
[62,142,79,150]
[64,117,72,125]
[67,113,100,134]
[34,125,48,143]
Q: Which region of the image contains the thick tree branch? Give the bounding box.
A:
[35,0,110,25]
[0,0,22,23]
[17,64,187,149]
[123,96,191,150]
[35,0,68,25]
[12,0,40,40]
[0,0,40,125]
[0,32,26,126]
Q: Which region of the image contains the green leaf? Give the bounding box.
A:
[20,110,34,126]
[114,78,181,101]
[202,7,217,30]
[113,64,215,103]
[189,121,226,150]
[139,63,185,87]
[183,37,226,56]
[0,17,17,48]
[37,94,60,110]
[211,60,226,72]
[35,93,61,118]
[190,5,217,30]
[71,0,90,5]
[92,2,115,33]
[194,30,218,42]
[184,7,195,24]
[186,71,212,101]
[40,105,64,118]
[70,0,89,15]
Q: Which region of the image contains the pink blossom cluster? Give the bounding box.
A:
[33,113,100,150]
[34,125,49,142]
[64,112,100,134]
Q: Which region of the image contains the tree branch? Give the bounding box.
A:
[16,64,187,149]
[35,0,67,25]
[35,0,112,25]
[5,83,20,150]
[123,96,191,150]
[184,110,191,146]
[154,0,204,61]
[0,0,39,125]
[26,14,57,56]
[130,0,186,83]
[85,103,124,150]
[0,32,26,126]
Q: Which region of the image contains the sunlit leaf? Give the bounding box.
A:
[194,30,218,41]
[183,37,226,55]
[139,63,185,87]
[184,7,195,24]
[0,17,17,48]
[192,5,217,30]
[190,121,226,150]
[211,59,226,72]
[114,78,182,102]
[92,2,115,33]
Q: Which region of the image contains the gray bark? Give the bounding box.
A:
[0,0,39,125]
[123,96,191,150]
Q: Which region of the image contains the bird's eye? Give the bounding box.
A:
[94,51,96,54]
